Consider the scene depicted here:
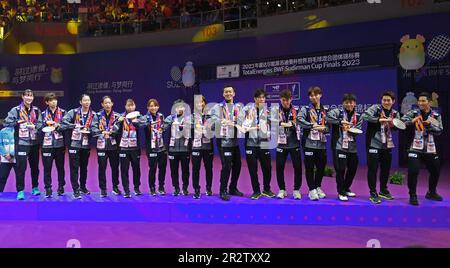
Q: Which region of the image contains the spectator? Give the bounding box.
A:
[0,0,364,37]
[180,6,190,26]
[127,0,135,13]
[144,0,152,16]
[137,0,145,16]
[162,3,172,17]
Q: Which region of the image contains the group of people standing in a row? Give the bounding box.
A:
[0,85,444,206]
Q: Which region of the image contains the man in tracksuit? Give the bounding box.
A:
[275,89,302,200]
[401,92,444,206]
[115,99,143,198]
[298,86,329,201]
[92,96,121,198]
[239,89,275,200]
[61,94,95,199]
[190,95,214,199]
[164,99,191,196]
[143,98,167,196]
[0,127,15,192]
[326,93,363,201]
[209,85,244,201]
[362,90,401,204]
[40,93,67,198]
[3,89,43,200]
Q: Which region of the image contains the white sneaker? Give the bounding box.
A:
[339,194,349,201]
[346,191,356,197]
[277,190,287,199]
[293,190,302,200]
[316,187,326,199]
[308,189,319,201]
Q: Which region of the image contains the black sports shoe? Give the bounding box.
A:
[205,188,213,196]
[100,190,107,198]
[220,192,230,201]
[173,188,180,196]
[158,186,166,195]
[251,192,262,200]
[409,194,419,206]
[45,188,52,198]
[73,191,82,199]
[80,187,90,195]
[229,188,244,197]
[379,190,394,200]
[124,191,131,198]
[112,187,122,196]
[193,190,201,199]
[149,187,157,196]
[369,192,381,204]
[425,191,443,201]
[262,190,276,198]
[134,187,142,196]
[57,186,65,196]
[182,188,189,196]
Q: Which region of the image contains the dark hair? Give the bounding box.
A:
[223,85,234,91]
[381,90,396,101]
[44,92,57,103]
[102,95,113,103]
[147,98,159,107]
[173,99,185,105]
[253,89,267,99]
[22,89,33,96]
[80,94,90,101]
[195,95,207,105]
[417,92,431,101]
[279,89,292,99]
[125,99,135,105]
[308,86,322,96]
[342,93,357,103]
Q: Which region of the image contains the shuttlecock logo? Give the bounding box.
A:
[182,61,196,87]
[0,67,10,84]
[401,92,417,115]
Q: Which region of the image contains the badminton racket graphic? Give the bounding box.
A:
[416,34,450,81]
[427,35,450,61]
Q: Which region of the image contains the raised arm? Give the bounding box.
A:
[401,110,417,127]
[298,106,313,129]
[427,113,443,136]
[325,108,341,125]
[362,104,380,124]
[3,108,18,128]
[162,115,173,132]
[91,113,102,137]
[34,108,43,131]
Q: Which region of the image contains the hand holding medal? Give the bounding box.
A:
[313,123,326,131]
[428,117,440,127]
[102,130,111,139]
[412,116,422,124]
[341,120,351,132]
